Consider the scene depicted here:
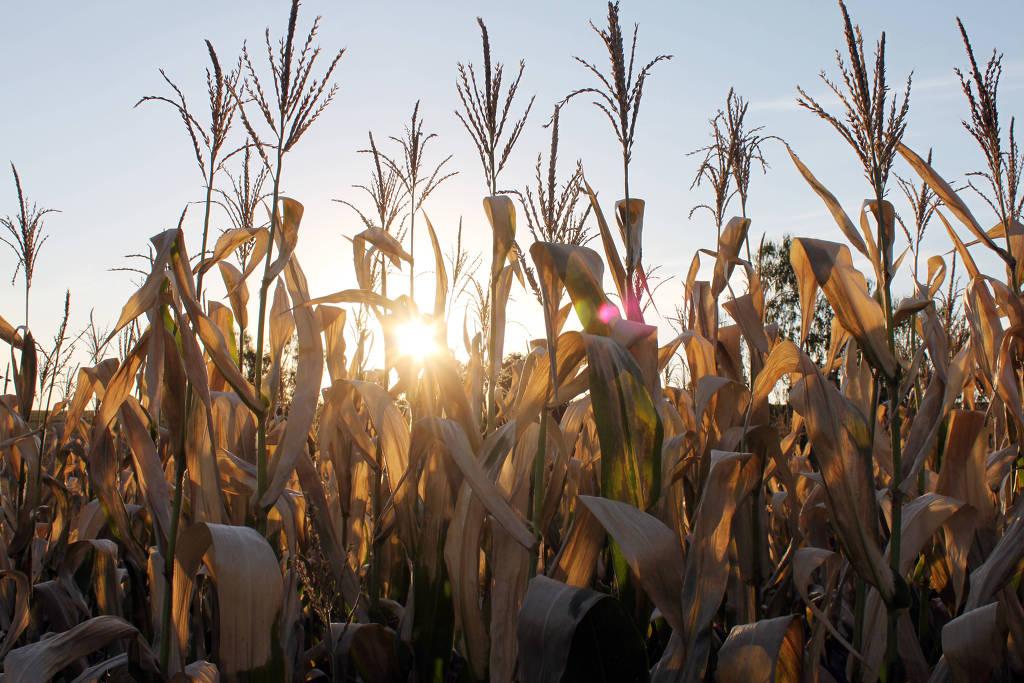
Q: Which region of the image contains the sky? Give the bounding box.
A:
[2,0,1023,381]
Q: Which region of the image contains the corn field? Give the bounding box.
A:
[3,1,1024,681]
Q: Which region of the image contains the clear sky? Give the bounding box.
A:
[2,1,1023,377]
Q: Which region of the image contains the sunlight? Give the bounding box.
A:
[394,317,439,362]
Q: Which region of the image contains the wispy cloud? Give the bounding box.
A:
[752,59,1024,114]
[750,87,840,114]
[749,92,802,113]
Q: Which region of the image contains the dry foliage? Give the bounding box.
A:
[3,1,1024,682]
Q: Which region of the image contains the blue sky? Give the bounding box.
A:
[2,1,1022,371]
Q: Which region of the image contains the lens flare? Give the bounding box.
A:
[394,317,439,361]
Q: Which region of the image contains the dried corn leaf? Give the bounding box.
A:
[516,576,647,683]
[716,614,804,683]
[172,523,283,675]
[4,615,159,683]
[791,238,897,378]
[577,495,685,633]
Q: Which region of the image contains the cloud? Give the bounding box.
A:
[754,59,1024,114]
[750,88,840,114]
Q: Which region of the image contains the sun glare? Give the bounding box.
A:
[394,317,439,362]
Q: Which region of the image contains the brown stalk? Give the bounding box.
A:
[136,39,242,298]
[723,88,772,220]
[216,144,271,272]
[689,111,735,236]
[955,18,1023,291]
[381,101,457,302]
[564,1,671,320]
[455,17,534,197]
[456,17,533,436]
[895,149,939,284]
[443,218,482,319]
[511,106,592,249]
[508,105,593,304]
[235,0,344,517]
[797,2,912,679]
[1,164,59,329]
[335,132,410,299]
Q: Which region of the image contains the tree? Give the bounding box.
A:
[756,235,831,365]
[243,334,298,410]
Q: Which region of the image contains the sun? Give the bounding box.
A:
[394,317,440,362]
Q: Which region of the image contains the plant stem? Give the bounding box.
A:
[409,193,416,302]
[852,576,867,682]
[238,322,245,373]
[486,259,498,433]
[160,158,217,674]
[194,162,216,299]
[750,458,764,619]
[622,157,637,322]
[530,411,547,578]
[532,274,561,574]
[254,146,284,520]
[877,190,905,683]
[34,343,64,496]
[369,441,383,613]
[160,378,192,672]
[489,150,496,197]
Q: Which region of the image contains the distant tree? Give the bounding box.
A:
[243,335,297,410]
[756,234,831,365]
[498,351,526,396]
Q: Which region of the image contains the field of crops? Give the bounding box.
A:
[2,1,1023,681]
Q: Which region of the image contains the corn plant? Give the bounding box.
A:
[1,164,58,329]
[565,1,671,322]
[381,101,457,302]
